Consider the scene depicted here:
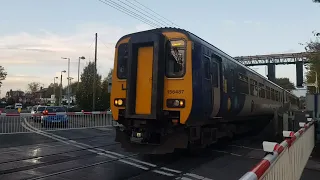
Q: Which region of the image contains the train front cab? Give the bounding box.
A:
[110,30,193,153]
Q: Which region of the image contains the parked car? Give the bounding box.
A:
[31,105,47,122]
[41,106,68,127]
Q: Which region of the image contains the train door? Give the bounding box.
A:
[125,33,166,120]
[210,54,222,117]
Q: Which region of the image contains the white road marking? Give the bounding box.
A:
[228,144,263,151]
[22,118,212,179]
[185,173,205,179]
[160,167,182,173]
[152,170,175,176]
[212,150,242,157]
[180,177,193,180]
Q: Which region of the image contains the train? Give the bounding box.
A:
[110,27,300,154]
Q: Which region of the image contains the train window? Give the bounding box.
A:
[117,43,128,79]
[266,86,270,99]
[250,79,258,96]
[259,83,265,98]
[204,56,210,80]
[166,39,186,78]
[271,89,275,100]
[211,61,219,87]
[238,73,249,94]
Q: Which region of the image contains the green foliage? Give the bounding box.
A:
[99,76,111,110]
[0,66,7,87]
[274,78,296,90]
[304,33,320,93]
[314,0,320,3]
[76,62,103,111]
[43,83,60,98]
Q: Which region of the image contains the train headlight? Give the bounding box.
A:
[166,99,185,108]
[118,99,123,106]
[173,100,179,106]
[114,98,126,107]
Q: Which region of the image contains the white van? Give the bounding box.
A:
[14,103,22,109]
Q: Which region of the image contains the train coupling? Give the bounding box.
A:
[130,130,161,145]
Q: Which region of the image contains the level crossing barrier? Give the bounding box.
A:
[239,116,316,180]
[0,111,120,134]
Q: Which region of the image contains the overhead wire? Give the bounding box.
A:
[117,0,170,27]
[130,0,180,27]
[97,0,181,29]
[98,0,159,28]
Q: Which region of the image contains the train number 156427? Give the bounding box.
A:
[167,90,184,94]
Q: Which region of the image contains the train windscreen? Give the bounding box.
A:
[166,39,186,78]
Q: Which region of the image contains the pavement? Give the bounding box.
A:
[0,117,320,180]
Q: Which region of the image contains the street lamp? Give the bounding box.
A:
[53,77,58,104]
[78,56,85,89]
[60,70,66,106]
[62,57,70,107]
[67,77,74,107]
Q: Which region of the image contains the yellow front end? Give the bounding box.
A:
[110,31,192,125]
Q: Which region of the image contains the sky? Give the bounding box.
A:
[0,0,319,98]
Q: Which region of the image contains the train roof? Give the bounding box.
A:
[116,27,298,98]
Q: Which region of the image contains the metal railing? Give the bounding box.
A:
[239,116,316,180]
[0,111,120,134]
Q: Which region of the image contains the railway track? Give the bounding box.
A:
[0,117,283,180]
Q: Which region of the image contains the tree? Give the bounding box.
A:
[43,83,60,98]
[6,97,15,105]
[106,68,113,82]
[27,82,41,93]
[76,62,102,111]
[304,33,320,93]
[304,1,319,93]
[99,68,113,110]
[274,78,296,91]
[0,66,7,87]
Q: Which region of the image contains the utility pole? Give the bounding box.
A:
[92,33,97,111]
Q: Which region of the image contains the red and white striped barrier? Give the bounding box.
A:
[0,111,109,116]
[239,117,316,180]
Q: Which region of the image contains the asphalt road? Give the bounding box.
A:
[0,121,319,180]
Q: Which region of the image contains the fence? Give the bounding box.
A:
[0,111,120,134]
[239,117,316,180]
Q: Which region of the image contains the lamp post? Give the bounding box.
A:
[60,70,66,106]
[61,57,71,107]
[67,77,74,107]
[53,77,58,104]
[78,56,85,89]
